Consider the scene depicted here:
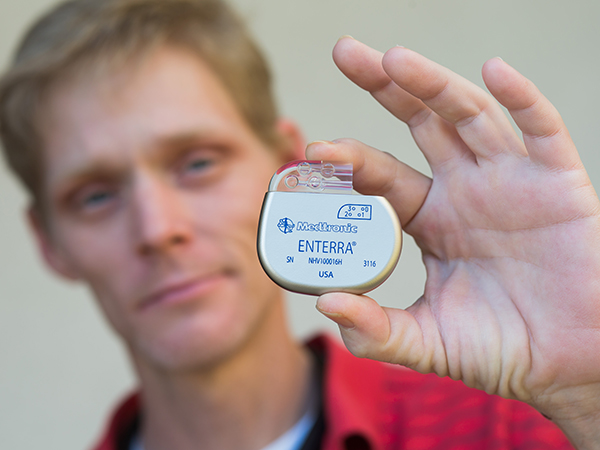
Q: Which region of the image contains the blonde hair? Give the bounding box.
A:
[0,0,280,203]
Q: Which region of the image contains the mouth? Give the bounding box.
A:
[139,274,225,311]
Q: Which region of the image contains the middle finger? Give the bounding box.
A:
[381,46,527,162]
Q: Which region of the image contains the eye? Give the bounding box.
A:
[177,149,222,186]
[82,190,113,207]
[70,183,118,215]
[184,157,212,173]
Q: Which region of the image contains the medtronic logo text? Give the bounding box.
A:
[277,218,295,234]
[296,221,358,233]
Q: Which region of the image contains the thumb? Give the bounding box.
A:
[316,292,430,371]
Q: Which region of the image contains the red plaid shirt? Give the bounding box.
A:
[93,334,573,450]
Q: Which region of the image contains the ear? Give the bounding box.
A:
[274,118,306,163]
[27,207,80,281]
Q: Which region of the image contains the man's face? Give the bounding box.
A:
[36,46,297,370]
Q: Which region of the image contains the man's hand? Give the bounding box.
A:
[306,37,600,448]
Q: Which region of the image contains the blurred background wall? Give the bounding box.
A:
[1,0,599,448]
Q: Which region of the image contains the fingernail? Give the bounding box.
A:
[337,35,355,42]
[495,56,504,62]
[317,309,356,330]
[307,140,334,147]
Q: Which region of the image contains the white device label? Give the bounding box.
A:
[258,191,401,295]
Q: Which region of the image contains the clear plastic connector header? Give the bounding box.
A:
[268,160,353,194]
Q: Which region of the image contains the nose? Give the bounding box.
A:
[130,174,194,256]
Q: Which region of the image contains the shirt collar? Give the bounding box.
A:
[307,334,387,450]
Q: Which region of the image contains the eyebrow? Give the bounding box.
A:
[146,129,227,164]
[152,130,222,154]
[51,158,127,197]
[155,131,210,148]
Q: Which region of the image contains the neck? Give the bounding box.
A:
[133,298,312,450]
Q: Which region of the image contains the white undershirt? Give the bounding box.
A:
[130,406,317,450]
[130,373,319,450]
[256,402,318,450]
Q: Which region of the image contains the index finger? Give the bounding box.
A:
[305,138,431,228]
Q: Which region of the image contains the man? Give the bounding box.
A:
[0,0,597,449]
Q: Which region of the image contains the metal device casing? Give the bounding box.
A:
[257,191,402,295]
